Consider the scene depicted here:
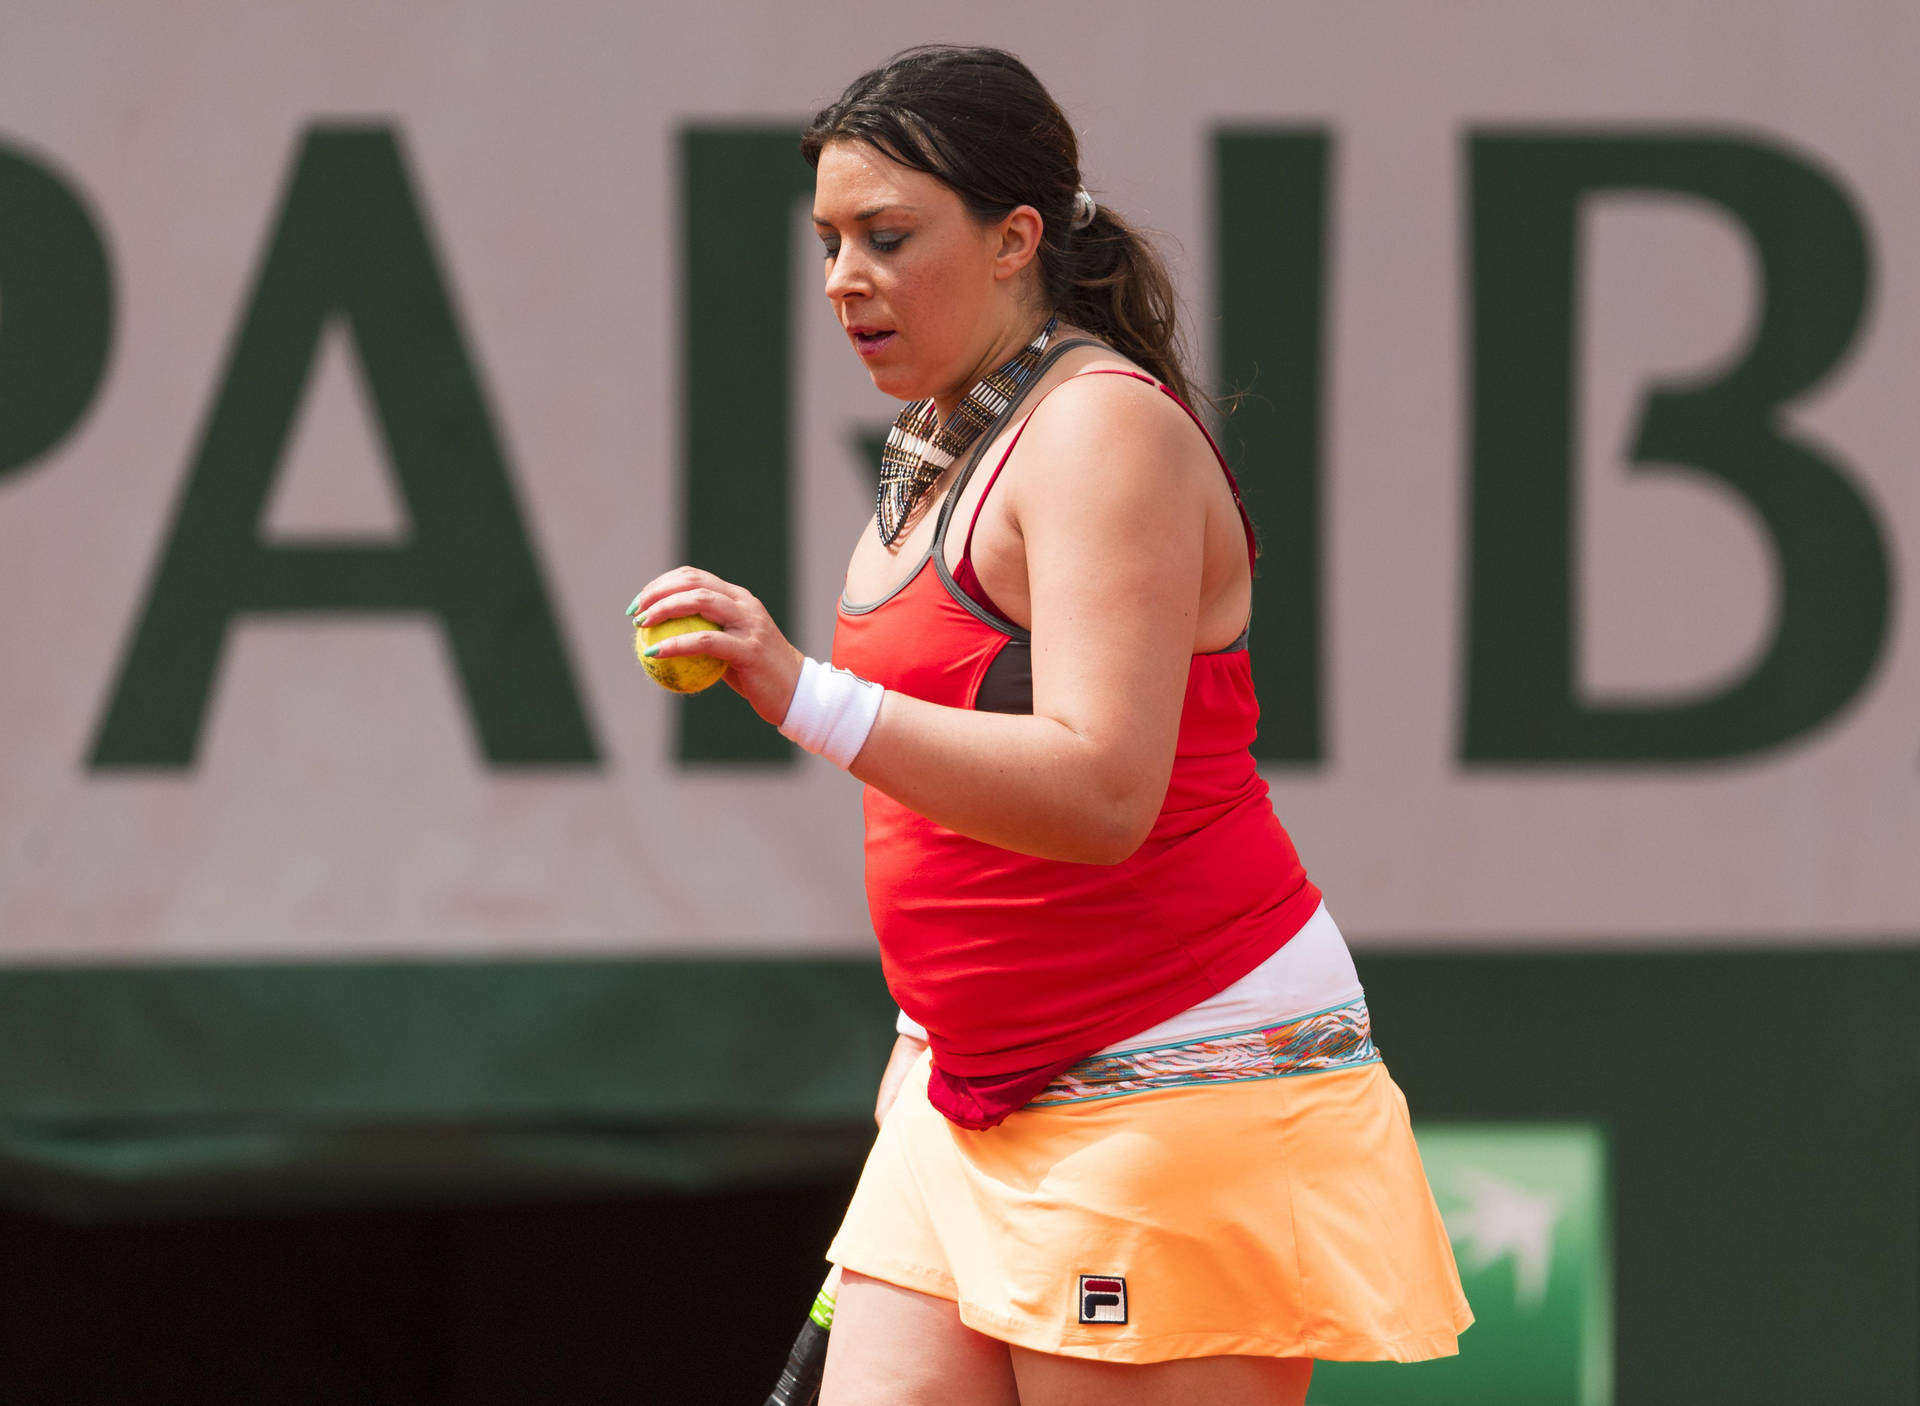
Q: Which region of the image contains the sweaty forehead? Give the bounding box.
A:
[812,141,949,221]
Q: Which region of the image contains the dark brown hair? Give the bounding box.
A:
[800,45,1197,407]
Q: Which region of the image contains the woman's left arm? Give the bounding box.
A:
[632,376,1214,864]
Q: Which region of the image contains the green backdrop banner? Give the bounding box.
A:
[2,949,1914,1403]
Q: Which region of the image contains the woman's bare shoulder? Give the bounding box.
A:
[1017,352,1207,478]
[1041,331,1147,386]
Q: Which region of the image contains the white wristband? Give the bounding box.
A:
[895,1009,929,1042]
[778,657,884,769]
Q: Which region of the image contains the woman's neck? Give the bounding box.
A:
[931,310,1055,425]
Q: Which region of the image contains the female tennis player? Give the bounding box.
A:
[629,44,1470,1406]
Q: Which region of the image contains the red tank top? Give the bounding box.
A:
[832,368,1322,1128]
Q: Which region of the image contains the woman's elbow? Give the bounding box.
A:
[1071,790,1159,866]
[1043,730,1168,863]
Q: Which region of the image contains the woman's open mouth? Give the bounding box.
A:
[849,327,897,357]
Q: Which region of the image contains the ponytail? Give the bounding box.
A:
[1047,206,1197,409]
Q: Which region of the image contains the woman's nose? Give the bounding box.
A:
[824,248,868,302]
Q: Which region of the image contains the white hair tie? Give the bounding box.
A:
[1070,186,1097,231]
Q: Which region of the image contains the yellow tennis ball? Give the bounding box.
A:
[636,614,727,693]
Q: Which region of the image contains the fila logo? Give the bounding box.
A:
[1077,1274,1127,1324]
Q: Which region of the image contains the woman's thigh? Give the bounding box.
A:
[819,1270,1312,1406]
[1010,1347,1313,1406]
[820,1271,1021,1406]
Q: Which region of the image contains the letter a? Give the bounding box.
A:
[90,126,598,768]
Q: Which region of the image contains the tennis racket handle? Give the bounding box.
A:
[764,1317,829,1406]
[764,1271,840,1406]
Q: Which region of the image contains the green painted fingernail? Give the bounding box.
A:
[625,593,644,616]
[642,643,663,657]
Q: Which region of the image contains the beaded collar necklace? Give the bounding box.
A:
[874,315,1057,547]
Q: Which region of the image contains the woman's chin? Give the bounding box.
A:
[864,364,932,402]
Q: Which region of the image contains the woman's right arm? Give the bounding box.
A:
[629,376,1219,865]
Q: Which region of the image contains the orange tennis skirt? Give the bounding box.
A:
[826,1000,1472,1364]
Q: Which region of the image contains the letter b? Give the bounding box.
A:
[1465,132,1892,763]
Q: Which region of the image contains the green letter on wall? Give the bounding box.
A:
[1215,130,1329,764]
[0,140,113,481]
[678,127,815,765]
[90,126,598,768]
[1465,132,1890,762]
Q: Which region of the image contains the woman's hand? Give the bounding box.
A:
[874,1031,928,1127]
[628,566,806,725]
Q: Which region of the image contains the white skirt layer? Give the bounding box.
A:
[894,901,1362,1055]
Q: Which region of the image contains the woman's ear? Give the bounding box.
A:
[991,205,1045,282]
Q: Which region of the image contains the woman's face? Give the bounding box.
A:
[812,140,1037,416]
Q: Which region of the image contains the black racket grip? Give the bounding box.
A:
[763,1315,829,1406]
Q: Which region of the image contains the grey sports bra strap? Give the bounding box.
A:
[931,338,1107,550]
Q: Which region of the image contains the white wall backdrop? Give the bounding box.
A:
[3,0,1916,960]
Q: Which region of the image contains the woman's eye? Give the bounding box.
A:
[870,232,907,252]
[820,239,840,260]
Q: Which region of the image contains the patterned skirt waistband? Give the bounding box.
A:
[1027,998,1380,1108]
